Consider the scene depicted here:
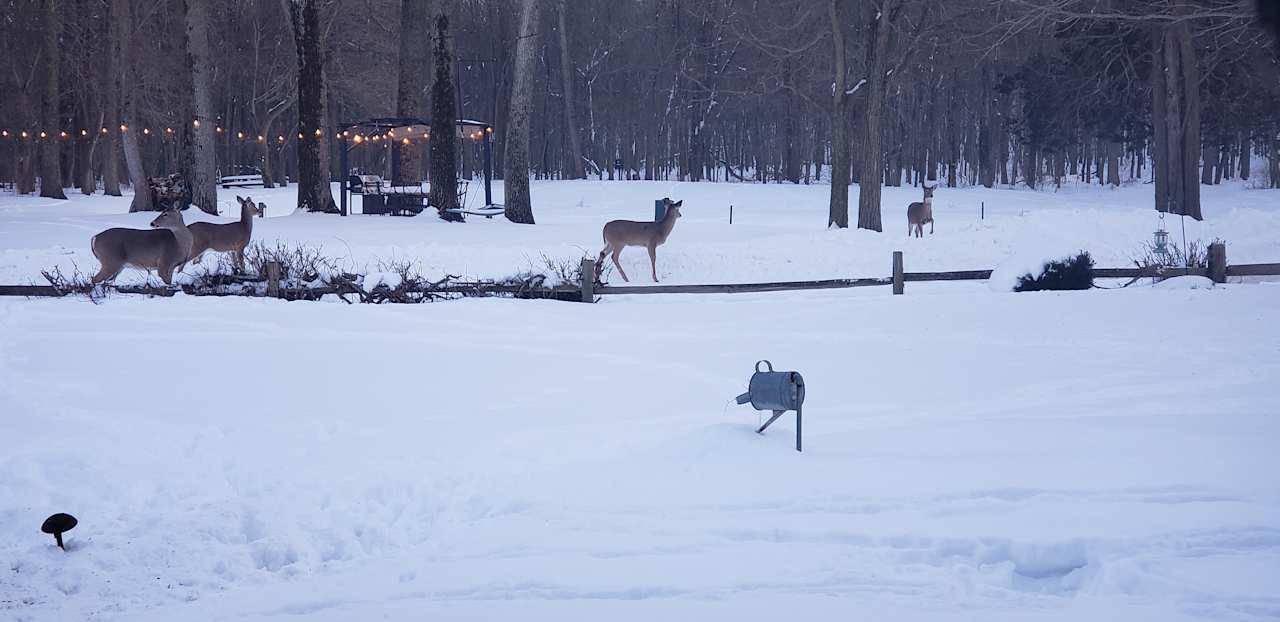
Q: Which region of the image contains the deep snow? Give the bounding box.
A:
[1,179,1279,621]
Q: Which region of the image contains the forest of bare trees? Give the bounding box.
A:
[0,0,1277,228]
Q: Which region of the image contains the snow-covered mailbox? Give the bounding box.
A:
[735,360,805,452]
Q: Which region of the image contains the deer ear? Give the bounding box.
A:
[236,195,245,203]
[673,200,682,207]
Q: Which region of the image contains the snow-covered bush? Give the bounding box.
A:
[1013,252,1094,292]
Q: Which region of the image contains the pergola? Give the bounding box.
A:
[335,117,496,217]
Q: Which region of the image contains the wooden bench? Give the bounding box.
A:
[220,174,265,189]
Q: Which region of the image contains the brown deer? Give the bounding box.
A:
[90,209,193,285]
[907,185,935,238]
[187,195,262,272]
[596,198,683,282]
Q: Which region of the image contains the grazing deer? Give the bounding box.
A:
[907,185,935,238]
[89,209,193,285]
[596,198,683,282]
[187,195,262,272]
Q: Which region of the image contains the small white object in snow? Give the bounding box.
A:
[1154,275,1215,290]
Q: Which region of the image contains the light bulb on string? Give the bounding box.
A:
[80,129,87,137]
[120,124,127,132]
[39,131,47,139]
[237,131,244,140]
[193,119,200,128]
[101,127,108,134]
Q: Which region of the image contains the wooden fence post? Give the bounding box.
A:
[1208,242,1227,284]
[892,251,904,295]
[266,261,281,298]
[580,258,595,302]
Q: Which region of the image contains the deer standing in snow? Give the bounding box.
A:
[907,185,935,238]
[596,198,683,282]
[187,195,262,273]
[90,209,193,285]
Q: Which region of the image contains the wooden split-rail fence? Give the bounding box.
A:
[2,242,1278,303]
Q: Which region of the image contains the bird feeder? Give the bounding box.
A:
[1153,215,1171,266]
[735,360,805,452]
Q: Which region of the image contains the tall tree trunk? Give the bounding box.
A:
[1239,132,1251,181]
[39,0,66,200]
[289,0,337,213]
[118,0,150,212]
[503,0,540,224]
[1200,143,1214,185]
[827,0,850,228]
[184,0,218,214]
[856,0,894,232]
[396,0,430,189]
[1106,140,1121,186]
[556,0,584,179]
[102,3,122,197]
[429,12,462,219]
[1152,21,1202,220]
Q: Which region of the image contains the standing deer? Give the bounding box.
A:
[187,195,262,272]
[596,198,683,282]
[907,185,935,238]
[89,209,193,285]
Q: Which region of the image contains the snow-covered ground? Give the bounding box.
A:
[1,179,1278,285]
[2,180,1279,621]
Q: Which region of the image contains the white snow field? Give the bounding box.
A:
[2,180,1279,621]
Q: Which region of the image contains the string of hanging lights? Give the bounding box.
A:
[0,121,493,145]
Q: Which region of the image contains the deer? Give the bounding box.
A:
[907,185,935,238]
[596,198,683,283]
[89,209,193,285]
[186,195,263,273]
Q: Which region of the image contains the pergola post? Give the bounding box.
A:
[338,136,348,216]
[483,128,494,206]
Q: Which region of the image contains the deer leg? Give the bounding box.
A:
[930,220,934,234]
[610,248,629,282]
[648,244,658,282]
[91,263,122,284]
[159,266,173,286]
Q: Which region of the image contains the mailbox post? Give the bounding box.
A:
[735,360,805,452]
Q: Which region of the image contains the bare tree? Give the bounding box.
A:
[117,0,151,212]
[396,0,430,190]
[504,0,540,224]
[429,12,462,219]
[828,0,850,228]
[39,0,66,200]
[288,0,337,213]
[556,0,584,179]
[184,0,218,214]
